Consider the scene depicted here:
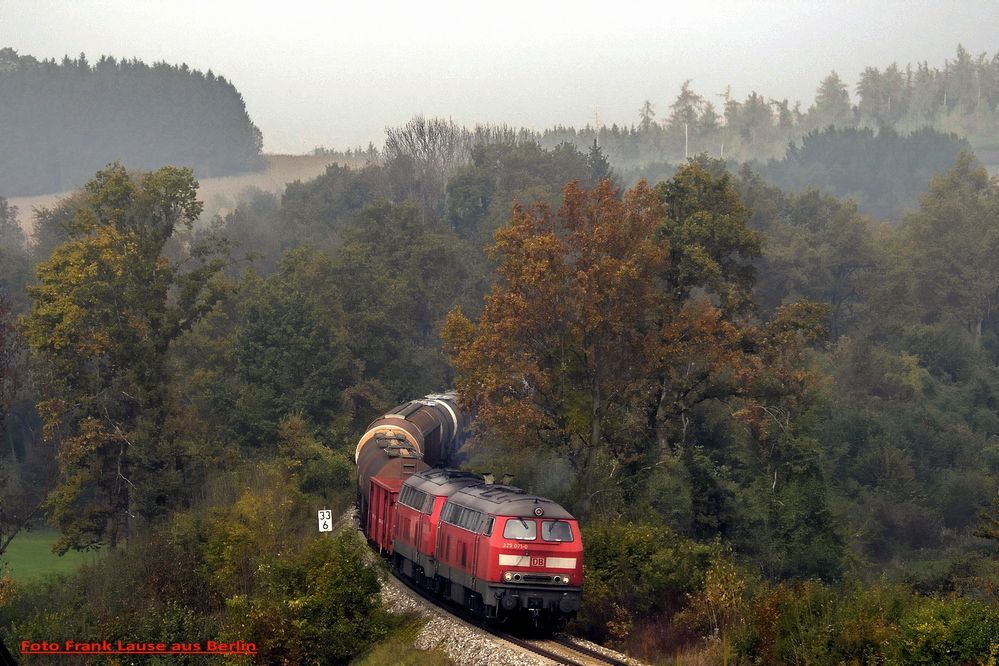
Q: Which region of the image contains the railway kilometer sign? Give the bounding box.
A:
[318,509,333,532]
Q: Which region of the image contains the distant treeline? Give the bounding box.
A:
[0,48,263,196]
[323,46,995,221]
[752,126,971,219]
[506,45,999,171]
[363,117,972,221]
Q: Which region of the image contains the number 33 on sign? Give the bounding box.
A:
[318,509,333,532]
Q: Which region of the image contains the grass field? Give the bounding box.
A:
[1,530,101,582]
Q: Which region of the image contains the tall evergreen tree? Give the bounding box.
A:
[587,139,614,187]
[638,100,657,132]
[809,71,853,128]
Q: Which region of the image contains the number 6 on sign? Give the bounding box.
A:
[318,509,333,532]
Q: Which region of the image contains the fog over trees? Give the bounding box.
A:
[0,48,263,197]
[535,45,999,167]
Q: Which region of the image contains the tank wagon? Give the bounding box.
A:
[354,392,465,532]
[353,393,583,630]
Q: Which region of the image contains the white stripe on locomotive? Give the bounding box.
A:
[498,554,577,568]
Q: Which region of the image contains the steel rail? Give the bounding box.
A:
[389,569,628,666]
[546,637,630,666]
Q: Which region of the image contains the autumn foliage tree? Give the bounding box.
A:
[445,179,667,481]
[445,164,826,517]
[22,164,223,551]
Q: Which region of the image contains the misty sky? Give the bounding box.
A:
[3,1,997,154]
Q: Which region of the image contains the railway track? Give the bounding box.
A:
[390,570,631,666]
[519,636,630,666]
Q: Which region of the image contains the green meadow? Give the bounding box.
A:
[1,530,100,582]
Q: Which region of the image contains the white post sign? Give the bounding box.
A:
[318,509,333,532]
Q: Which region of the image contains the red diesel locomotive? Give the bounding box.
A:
[354,393,583,629]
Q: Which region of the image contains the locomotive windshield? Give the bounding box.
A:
[541,520,574,542]
[503,517,537,540]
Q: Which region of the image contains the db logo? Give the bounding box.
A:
[531,557,545,567]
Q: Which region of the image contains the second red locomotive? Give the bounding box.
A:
[354,393,583,630]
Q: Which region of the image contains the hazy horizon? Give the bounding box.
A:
[4,0,997,154]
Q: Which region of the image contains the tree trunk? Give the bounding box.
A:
[576,370,603,519]
[5,422,14,461]
[590,373,601,453]
[645,379,664,451]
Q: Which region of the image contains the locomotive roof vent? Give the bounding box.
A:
[453,484,575,519]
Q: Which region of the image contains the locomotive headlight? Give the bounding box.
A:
[503,571,513,582]
[560,576,570,584]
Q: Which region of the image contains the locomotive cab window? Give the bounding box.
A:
[541,520,574,542]
[483,516,495,536]
[503,518,537,540]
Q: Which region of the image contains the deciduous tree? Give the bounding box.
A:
[444,179,667,482]
[385,115,472,218]
[904,152,999,344]
[445,166,822,517]
[0,292,50,558]
[22,163,222,551]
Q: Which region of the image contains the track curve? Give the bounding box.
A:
[390,568,631,666]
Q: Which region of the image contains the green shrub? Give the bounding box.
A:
[890,596,999,665]
[825,583,910,664]
[732,581,917,665]
[674,554,751,638]
[2,459,367,665]
[730,582,999,666]
[223,529,387,665]
[203,463,311,597]
[575,521,716,641]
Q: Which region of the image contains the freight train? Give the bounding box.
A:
[354,393,583,630]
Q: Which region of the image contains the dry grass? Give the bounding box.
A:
[352,617,453,666]
[8,153,373,238]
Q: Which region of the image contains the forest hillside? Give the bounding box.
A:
[0,48,264,196]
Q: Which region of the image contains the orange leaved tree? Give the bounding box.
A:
[444,163,823,516]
